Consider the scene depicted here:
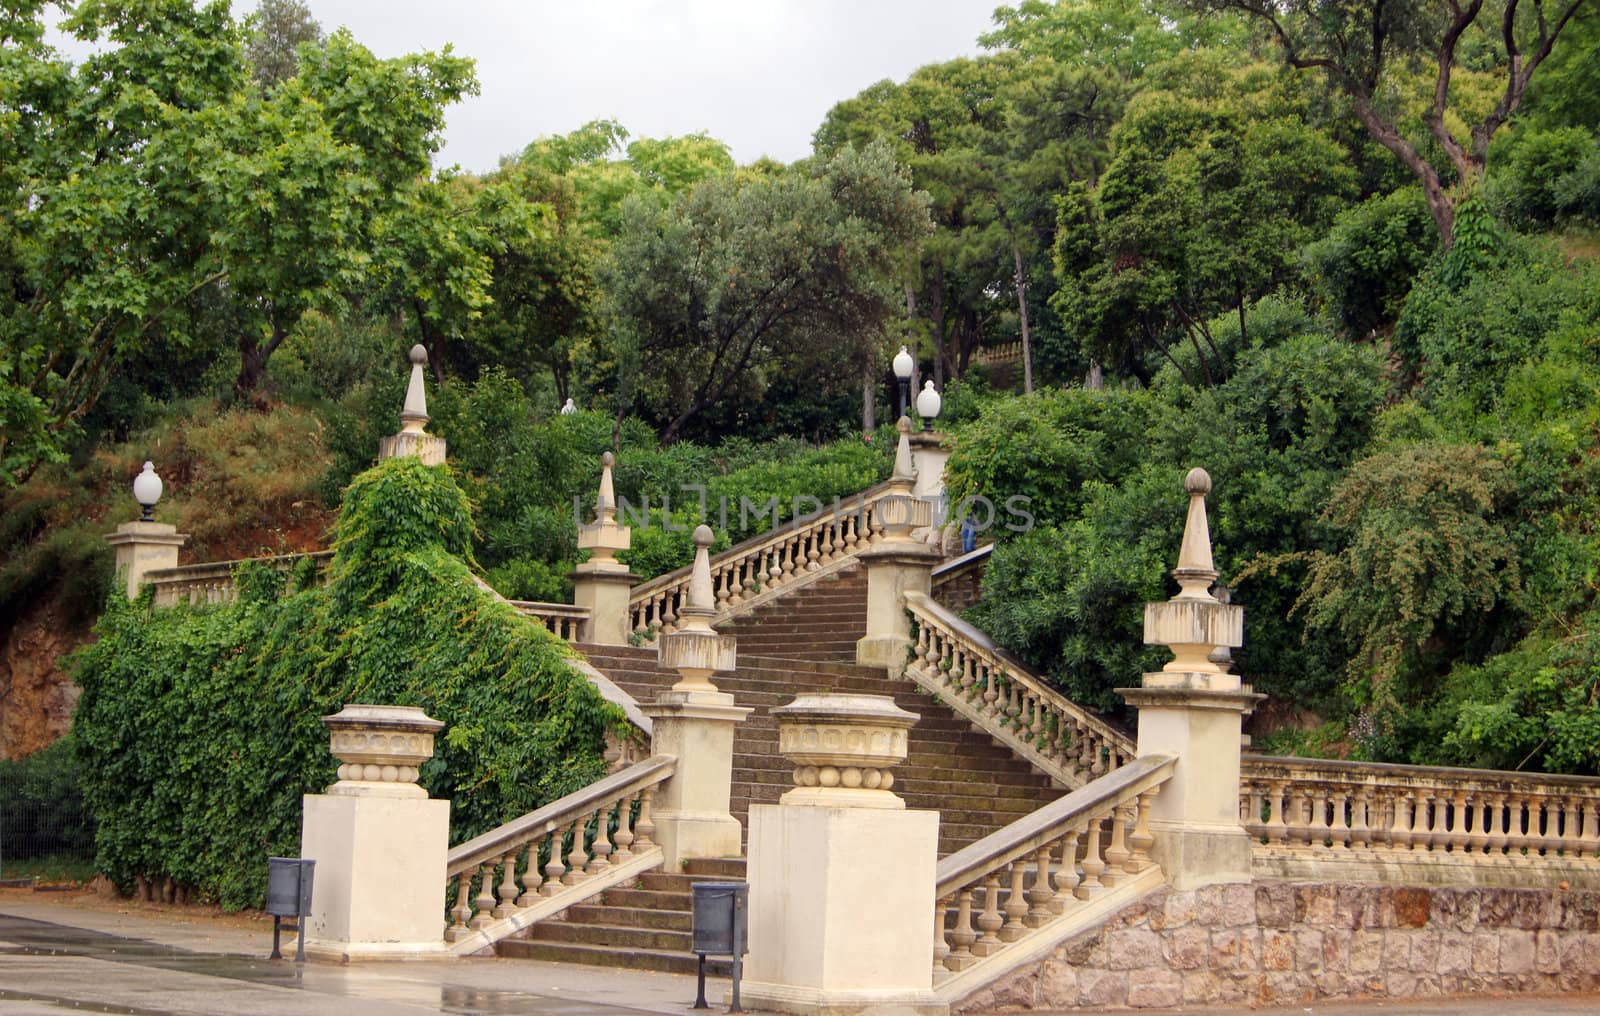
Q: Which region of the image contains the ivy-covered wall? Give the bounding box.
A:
[71,456,623,910]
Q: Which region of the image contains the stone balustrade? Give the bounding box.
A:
[507,600,591,641]
[1242,756,1600,885]
[147,550,333,606]
[971,341,1024,366]
[626,481,908,640]
[443,755,674,950]
[904,591,1136,788]
[933,755,1176,983]
[931,544,990,611]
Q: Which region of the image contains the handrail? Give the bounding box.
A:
[936,755,1176,897]
[904,591,1135,788]
[443,755,675,948]
[146,550,333,606]
[931,755,1175,976]
[626,479,907,638]
[1240,754,1600,859]
[507,599,591,641]
[931,543,991,583]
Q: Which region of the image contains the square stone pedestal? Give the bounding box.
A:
[300,793,451,962]
[742,803,945,1016]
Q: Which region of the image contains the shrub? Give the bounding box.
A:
[1303,186,1439,336]
[71,457,623,909]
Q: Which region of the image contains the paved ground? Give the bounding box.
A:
[2,896,1598,1015]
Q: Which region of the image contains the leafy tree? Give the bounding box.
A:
[605,142,930,443]
[1188,0,1594,246]
[245,0,323,88]
[1303,186,1440,336]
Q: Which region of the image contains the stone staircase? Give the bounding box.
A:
[497,857,746,974]
[507,567,1064,969]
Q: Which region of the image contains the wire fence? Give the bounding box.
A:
[0,747,96,881]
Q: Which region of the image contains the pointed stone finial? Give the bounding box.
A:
[687,524,715,619]
[595,451,617,525]
[1172,468,1217,601]
[892,415,916,484]
[400,344,430,434]
[658,524,735,690]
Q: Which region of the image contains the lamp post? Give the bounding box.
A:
[132,461,163,521]
[892,345,914,419]
[914,380,941,433]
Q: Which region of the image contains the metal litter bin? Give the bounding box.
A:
[266,857,315,961]
[691,880,748,1012]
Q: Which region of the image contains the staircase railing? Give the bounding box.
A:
[507,600,591,641]
[1241,756,1600,882]
[627,480,904,639]
[904,591,1136,789]
[443,754,674,956]
[932,754,1176,1002]
[930,544,991,612]
[146,550,333,606]
[971,341,1023,367]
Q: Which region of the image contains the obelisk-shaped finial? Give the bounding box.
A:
[400,345,430,435]
[595,451,617,526]
[1172,468,1218,601]
[892,415,916,485]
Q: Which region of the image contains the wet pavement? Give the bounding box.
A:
[0,904,712,1015]
[3,901,1599,1015]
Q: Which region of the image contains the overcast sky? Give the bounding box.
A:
[286,1,994,171]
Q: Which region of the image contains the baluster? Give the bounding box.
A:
[470,863,496,928]
[587,804,613,872]
[1286,785,1311,846]
[982,666,1000,710]
[820,519,838,564]
[945,889,977,970]
[1580,799,1600,856]
[1053,827,1082,907]
[541,829,567,895]
[1535,797,1560,855]
[1444,790,1468,852]
[635,786,658,848]
[1090,736,1108,778]
[1077,814,1106,897]
[1349,788,1371,848]
[960,651,977,699]
[1410,792,1435,851]
[1242,781,1267,840]
[1026,843,1056,925]
[1389,790,1414,850]
[715,569,733,611]
[612,794,636,861]
[1330,787,1353,847]
[492,851,519,918]
[805,530,820,571]
[972,873,1004,955]
[1128,788,1159,872]
[446,869,473,940]
[1028,693,1044,746]
[1000,861,1029,941]
[1004,679,1021,727]
[1307,784,1332,847]
[1561,798,1583,856]
[563,818,588,884]
[517,840,541,906]
[933,893,953,973]
[843,511,862,553]
[1103,802,1133,881]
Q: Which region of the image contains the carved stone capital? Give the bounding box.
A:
[773,694,918,808]
[321,704,443,798]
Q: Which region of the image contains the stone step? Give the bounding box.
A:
[598,886,691,910]
[684,857,747,878]
[563,902,691,931]
[497,938,728,976]
[524,920,690,952]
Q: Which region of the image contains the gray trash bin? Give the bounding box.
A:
[266,857,315,961]
[691,880,747,1012]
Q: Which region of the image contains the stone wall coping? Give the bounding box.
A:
[931,543,992,585]
[937,754,1176,897]
[145,549,333,584]
[1243,755,1600,795]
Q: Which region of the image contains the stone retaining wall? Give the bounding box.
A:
[958,881,1600,1011]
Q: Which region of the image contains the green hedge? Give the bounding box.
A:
[71,456,623,909]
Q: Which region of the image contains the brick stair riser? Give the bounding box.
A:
[525,921,690,952]
[563,903,691,931]
[496,940,730,977]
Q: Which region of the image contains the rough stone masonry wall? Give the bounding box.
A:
[958,881,1600,1011]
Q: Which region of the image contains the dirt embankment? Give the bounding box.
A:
[0,601,90,761]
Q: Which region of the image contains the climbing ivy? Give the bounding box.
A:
[71,456,623,910]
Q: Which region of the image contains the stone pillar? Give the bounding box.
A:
[743,694,944,1016]
[300,704,451,962]
[104,521,188,600]
[643,525,750,868]
[377,345,447,465]
[857,418,939,671]
[571,451,638,645]
[1117,468,1262,890]
[909,429,949,547]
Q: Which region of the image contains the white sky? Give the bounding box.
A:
[292,1,996,171]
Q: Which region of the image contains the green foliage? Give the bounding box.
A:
[1488,127,1600,227]
[71,457,621,908]
[0,737,95,864]
[1304,187,1440,336]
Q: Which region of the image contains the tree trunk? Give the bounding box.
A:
[1085,359,1103,391]
[232,337,267,404]
[1013,246,1034,395]
[861,359,876,434]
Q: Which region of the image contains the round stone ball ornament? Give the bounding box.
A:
[322,704,443,798]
